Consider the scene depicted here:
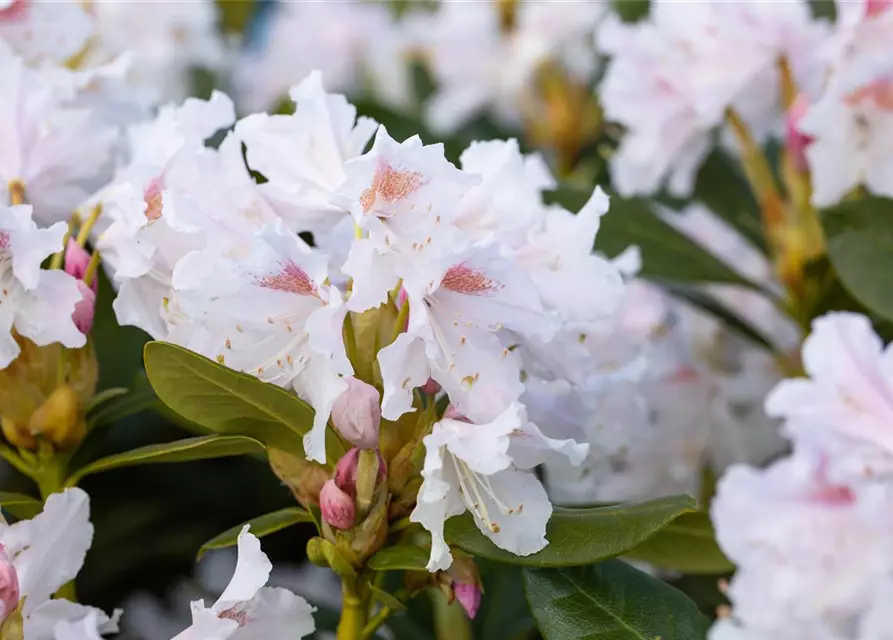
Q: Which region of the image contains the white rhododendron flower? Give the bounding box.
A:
[0,41,116,225]
[175,220,351,464]
[411,403,587,572]
[172,526,315,640]
[0,204,84,368]
[599,0,827,196]
[0,488,119,639]
[235,71,377,236]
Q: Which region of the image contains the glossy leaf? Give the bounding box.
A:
[369,584,407,611]
[823,196,893,322]
[624,512,734,574]
[523,561,710,639]
[67,435,264,486]
[198,507,314,559]
[144,341,315,457]
[86,374,158,430]
[444,494,696,567]
[368,545,431,572]
[545,189,760,288]
[0,492,41,520]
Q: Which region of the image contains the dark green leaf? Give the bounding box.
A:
[143,341,317,457]
[545,189,760,288]
[198,507,314,559]
[823,197,893,322]
[624,512,734,574]
[67,435,264,486]
[0,492,41,520]
[688,150,765,253]
[369,545,431,572]
[474,563,536,640]
[523,561,711,639]
[444,494,696,568]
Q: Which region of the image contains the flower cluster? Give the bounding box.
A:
[711,313,893,638]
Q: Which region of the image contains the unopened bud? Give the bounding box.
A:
[334,447,361,494]
[72,281,96,335]
[320,479,355,530]
[453,582,482,620]
[785,94,813,173]
[0,545,19,623]
[65,240,98,335]
[1,418,35,450]
[28,385,84,449]
[331,378,381,449]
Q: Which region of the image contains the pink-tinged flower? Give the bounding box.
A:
[338,127,478,313]
[172,526,315,640]
[173,219,351,463]
[411,402,587,571]
[0,1,92,67]
[331,377,381,449]
[766,313,893,456]
[320,479,356,530]
[235,71,378,236]
[334,447,362,494]
[710,451,893,635]
[0,205,85,368]
[453,581,482,620]
[0,488,120,637]
[377,242,555,424]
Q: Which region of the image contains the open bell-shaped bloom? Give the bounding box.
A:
[338,126,478,313]
[173,526,315,640]
[174,219,351,463]
[377,242,555,423]
[235,71,378,236]
[0,488,120,639]
[766,313,893,456]
[411,402,587,571]
[0,204,84,368]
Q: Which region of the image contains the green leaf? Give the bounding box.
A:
[198,507,314,559]
[688,150,765,253]
[523,561,711,640]
[474,563,536,640]
[67,435,264,486]
[143,341,317,457]
[444,494,696,568]
[823,196,893,322]
[0,492,41,520]
[624,512,734,574]
[86,373,158,430]
[369,584,407,612]
[368,545,431,572]
[545,189,759,288]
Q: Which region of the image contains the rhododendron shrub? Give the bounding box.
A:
[0,1,890,639]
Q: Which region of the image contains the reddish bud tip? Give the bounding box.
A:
[0,545,19,622]
[453,581,482,620]
[72,280,96,335]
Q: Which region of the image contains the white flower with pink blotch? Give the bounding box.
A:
[173,219,351,464]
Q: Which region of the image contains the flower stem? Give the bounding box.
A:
[337,579,368,640]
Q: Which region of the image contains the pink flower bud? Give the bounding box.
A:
[443,405,469,422]
[320,479,355,530]
[331,378,381,449]
[785,94,813,173]
[867,0,893,17]
[453,581,481,620]
[64,240,98,336]
[0,545,20,622]
[334,447,361,494]
[0,1,27,22]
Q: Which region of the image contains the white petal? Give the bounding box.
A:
[215,527,272,610]
[230,587,315,640]
[378,332,431,421]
